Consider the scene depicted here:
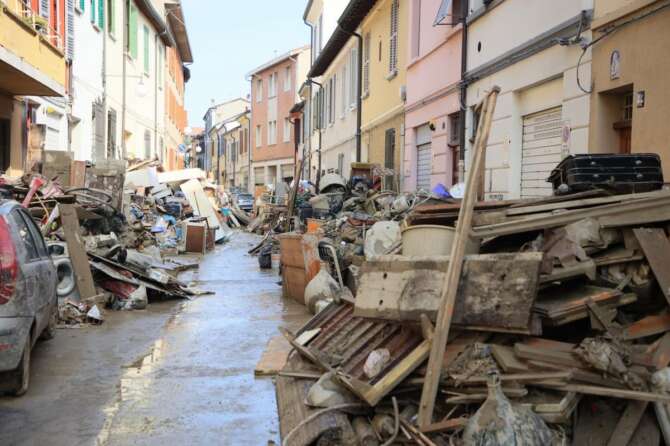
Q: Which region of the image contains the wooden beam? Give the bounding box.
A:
[417,86,500,429]
[633,228,670,305]
[59,203,97,299]
[472,194,670,238]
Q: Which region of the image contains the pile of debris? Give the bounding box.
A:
[271,88,670,445]
[1,157,222,325]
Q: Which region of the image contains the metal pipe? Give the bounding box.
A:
[305,78,323,190]
[337,24,363,162]
[458,0,469,183]
[121,0,128,160]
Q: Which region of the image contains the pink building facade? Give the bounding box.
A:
[403,0,463,192]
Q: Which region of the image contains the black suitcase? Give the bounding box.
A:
[547,154,664,194]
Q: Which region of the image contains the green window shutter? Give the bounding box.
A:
[143,25,150,73]
[79,0,85,11]
[90,0,94,22]
[98,0,104,29]
[107,0,114,35]
[128,4,138,59]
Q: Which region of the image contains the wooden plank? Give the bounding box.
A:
[59,204,97,299]
[623,313,670,341]
[507,190,668,217]
[537,382,670,403]
[472,194,670,238]
[254,335,292,376]
[607,401,648,446]
[422,417,468,434]
[633,228,670,305]
[418,86,500,429]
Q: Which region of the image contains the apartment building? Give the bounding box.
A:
[248,46,310,188]
[0,0,67,174]
[202,97,249,182]
[588,0,670,177]
[464,0,593,199]
[404,0,464,193]
[303,0,358,183]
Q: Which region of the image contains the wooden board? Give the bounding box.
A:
[180,179,227,242]
[276,354,356,445]
[255,335,292,376]
[354,253,542,333]
[452,252,542,331]
[633,228,670,305]
[59,204,97,299]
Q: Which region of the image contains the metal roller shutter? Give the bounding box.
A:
[416,124,432,192]
[521,107,562,198]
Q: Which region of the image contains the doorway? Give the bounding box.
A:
[0,119,9,172]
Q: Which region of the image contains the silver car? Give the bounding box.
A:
[0,200,58,396]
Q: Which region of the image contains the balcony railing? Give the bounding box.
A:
[1,0,64,52]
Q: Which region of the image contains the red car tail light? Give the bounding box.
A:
[0,216,18,304]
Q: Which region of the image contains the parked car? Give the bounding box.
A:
[236,193,254,212]
[0,200,58,396]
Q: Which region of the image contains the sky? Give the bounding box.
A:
[181,0,309,128]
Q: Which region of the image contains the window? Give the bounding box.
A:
[97,0,104,29]
[107,108,117,158]
[127,1,138,59]
[283,118,291,143]
[389,0,399,75]
[107,0,115,35]
[349,47,358,108]
[157,44,164,87]
[284,66,291,92]
[255,125,261,147]
[267,120,277,145]
[143,25,150,74]
[144,129,151,158]
[328,76,336,125]
[256,79,263,102]
[363,33,371,95]
[269,72,277,98]
[340,64,347,118]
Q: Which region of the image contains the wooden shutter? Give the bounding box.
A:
[128,3,138,59]
[384,128,396,190]
[97,0,104,29]
[363,33,371,94]
[40,0,50,19]
[66,0,75,60]
[143,26,150,73]
[389,0,399,73]
[107,109,116,158]
[93,101,106,161]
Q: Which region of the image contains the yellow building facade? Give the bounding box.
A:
[0,1,66,174]
[360,0,407,188]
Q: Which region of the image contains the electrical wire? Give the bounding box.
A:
[576,1,670,94]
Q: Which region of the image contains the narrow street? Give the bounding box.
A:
[0,232,309,446]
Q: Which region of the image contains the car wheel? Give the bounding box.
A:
[11,336,31,397]
[40,304,58,341]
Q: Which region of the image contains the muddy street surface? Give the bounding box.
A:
[0,232,309,446]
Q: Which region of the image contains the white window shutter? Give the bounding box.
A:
[389,0,399,73]
[40,0,50,19]
[66,0,75,60]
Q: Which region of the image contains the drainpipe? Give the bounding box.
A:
[338,25,363,162]
[304,18,315,183]
[154,33,159,161]
[102,3,108,158]
[458,0,469,183]
[307,79,323,190]
[121,0,128,160]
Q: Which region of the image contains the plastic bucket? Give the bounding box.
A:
[401,225,480,256]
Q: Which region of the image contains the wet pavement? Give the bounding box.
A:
[0,232,310,446]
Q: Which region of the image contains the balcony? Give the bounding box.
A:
[0,0,65,96]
